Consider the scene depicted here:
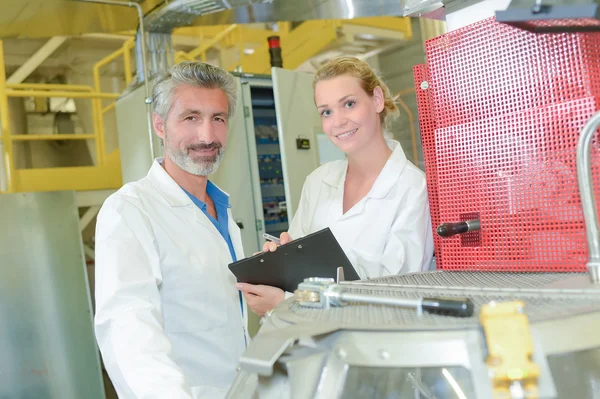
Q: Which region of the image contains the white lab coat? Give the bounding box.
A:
[94,159,248,399]
[288,139,434,278]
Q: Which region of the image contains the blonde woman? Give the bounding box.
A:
[237,56,434,316]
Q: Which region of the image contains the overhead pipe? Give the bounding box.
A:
[72,0,155,163]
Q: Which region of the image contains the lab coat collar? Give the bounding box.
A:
[148,159,238,255]
[322,139,407,199]
[147,158,231,208]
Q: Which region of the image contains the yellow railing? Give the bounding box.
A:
[175,24,242,65]
[92,37,134,167]
[0,38,130,194]
[0,41,12,193]
[176,24,239,64]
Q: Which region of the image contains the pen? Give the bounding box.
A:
[262,233,281,245]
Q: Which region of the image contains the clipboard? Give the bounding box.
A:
[228,227,360,292]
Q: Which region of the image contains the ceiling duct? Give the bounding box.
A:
[144,0,408,32]
[144,0,272,33]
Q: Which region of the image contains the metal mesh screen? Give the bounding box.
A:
[425,18,600,129]
[413,17,600,272]
[355,271,582,288]
[287,272,600,329]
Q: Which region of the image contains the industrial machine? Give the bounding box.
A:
[224,1,600,398]
[227,272,600,398]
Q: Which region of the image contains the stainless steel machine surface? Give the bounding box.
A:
[228,271,600,398]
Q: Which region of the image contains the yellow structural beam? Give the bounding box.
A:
[278,21,291,37]
[12,151,122,193]
[122,38,135,85]
[174,24,275,45]
[7,83,93,92]
[11,134,97,141]
[0,40,14,193]
[102,103,116,114]
[5,90,120,99]
[175,25,235,39]
[234,26,274,47]
[175,51,194,64]
[187,25,239,59]
[283,20,341,70]
[237,20,340,74]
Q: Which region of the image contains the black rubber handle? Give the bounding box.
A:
[437,219,480,237]
[437,222,469,237]
[422,297,474,317]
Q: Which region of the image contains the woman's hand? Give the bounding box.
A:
[237,283,285,317]
[262,232,293,252]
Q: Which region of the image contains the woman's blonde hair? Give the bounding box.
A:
[313,56,399,129]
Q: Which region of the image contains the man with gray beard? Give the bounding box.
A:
[94,62,248,399]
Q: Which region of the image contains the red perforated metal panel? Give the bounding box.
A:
[436,98,599,271]
[414,17,600,272]
[426,18,599,129]
[413,64,444,268]
[583,33,600,96]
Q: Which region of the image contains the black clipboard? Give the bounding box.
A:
[228,227,360,292]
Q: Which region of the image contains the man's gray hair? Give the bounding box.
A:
[151,61,237,120]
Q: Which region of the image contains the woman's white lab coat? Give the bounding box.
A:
[94,159,248,399]
[288,139,434,278]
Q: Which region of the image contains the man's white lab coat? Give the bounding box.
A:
[94,159,248,399]
[289,139,434,278]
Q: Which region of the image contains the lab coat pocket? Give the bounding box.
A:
[161,254,229,332]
